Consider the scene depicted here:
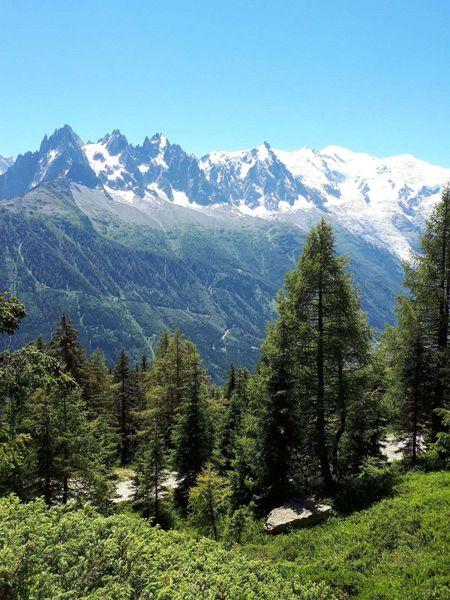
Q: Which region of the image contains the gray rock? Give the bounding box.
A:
[264,498,332,534]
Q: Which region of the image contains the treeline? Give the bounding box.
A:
[0,188,448,538]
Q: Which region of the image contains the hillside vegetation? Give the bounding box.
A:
[0,495,333,600]
[243,472,450,600]
[0,472,448,599]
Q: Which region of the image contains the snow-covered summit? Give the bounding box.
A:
[1,127,449,260]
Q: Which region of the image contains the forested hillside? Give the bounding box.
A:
[0,182,403,380]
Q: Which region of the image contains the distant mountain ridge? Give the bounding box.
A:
[1,125,449,261]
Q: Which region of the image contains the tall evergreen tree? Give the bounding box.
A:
[146,330,200,447]
[402,186,450,438]
[172,360,212,508]
[258,316,297,505]
[218,367,249,474]
[49,313,86,386]
[133,420,168,523]
[31,382,111,506]
[251,220,372,502]
[84,349,115,419]
[113,350,144,465]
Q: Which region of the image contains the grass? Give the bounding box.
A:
[241,471,450,599]
[112,466,135,482]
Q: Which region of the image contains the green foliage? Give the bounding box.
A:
[334,460,398,513]
[216,366,249,474]
[236,220,377,508]
[0,291,26,336]
[242,472,450,599]
[49,312,86,386]
[172,360,213,507]
[0,495,336,599]
[188,465,231,539]
[133,421,170,525]
[223,505,261,547]
[113,349,144,465]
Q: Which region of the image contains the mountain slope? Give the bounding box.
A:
[0,126,447,377]
[0,181,401,379]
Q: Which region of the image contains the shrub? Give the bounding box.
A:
[334,459,398,513]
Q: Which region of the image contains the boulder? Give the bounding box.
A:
[264,498,332,534]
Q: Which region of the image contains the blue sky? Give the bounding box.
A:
[1,0,450,165]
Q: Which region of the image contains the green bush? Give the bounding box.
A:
[334,459,398,513]
[0,495,335,599]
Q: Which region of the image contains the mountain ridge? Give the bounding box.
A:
[2,125,449,261]
[0,125,447,377]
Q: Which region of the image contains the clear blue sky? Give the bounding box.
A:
[1,0,450,165]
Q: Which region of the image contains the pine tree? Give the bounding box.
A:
[402,186,450,439]
[172,361,212,508]
[387,301,431,465]
[113,350,144,465]
[28,379,111,506]
[218,367,249,474]
[256,316,297,506]
[140,354,149,372]
[188,465,231,540]
[133,420,168,523]
[252,220,372,501]
[146,330,200,447]
[84,349,115,419]
[49,313,86,386]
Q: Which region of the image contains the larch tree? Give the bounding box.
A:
[402,186,450,439]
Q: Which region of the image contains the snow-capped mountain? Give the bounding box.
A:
[0,155,14,175]
[1,125,449,260]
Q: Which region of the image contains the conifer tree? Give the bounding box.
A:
[140,354,149,372]
[28,378,111,506]
[218,367,249,474]
[49,313,86,386]
[113,350,144,465]
[188,465,231,540]
[251,220,372,501]
[134,420,168,523]
[172,360,212,507]
[84,349,115,419]
[256,316,297,505]
[401,186,450,438]
[147,330,200,447]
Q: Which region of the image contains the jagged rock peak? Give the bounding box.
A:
[39,124,83,154]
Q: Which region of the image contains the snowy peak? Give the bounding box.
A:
[0,156,14,175]
[1,126,449,261]
[0,125,98,200]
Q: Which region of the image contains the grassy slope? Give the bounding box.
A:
[242,472,450,599]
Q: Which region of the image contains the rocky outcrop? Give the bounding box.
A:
[264,498,332,534]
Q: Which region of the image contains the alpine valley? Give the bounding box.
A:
[1,125,449,379]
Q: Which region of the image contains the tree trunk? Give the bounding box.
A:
[332,359,346,478]
[62,474,69,504]
[208,484,218,541]
[432,195,449,438]
[316,265,334,493]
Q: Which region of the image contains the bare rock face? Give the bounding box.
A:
[264,498,332,534]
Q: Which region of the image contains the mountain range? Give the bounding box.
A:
[1,125,449,378]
